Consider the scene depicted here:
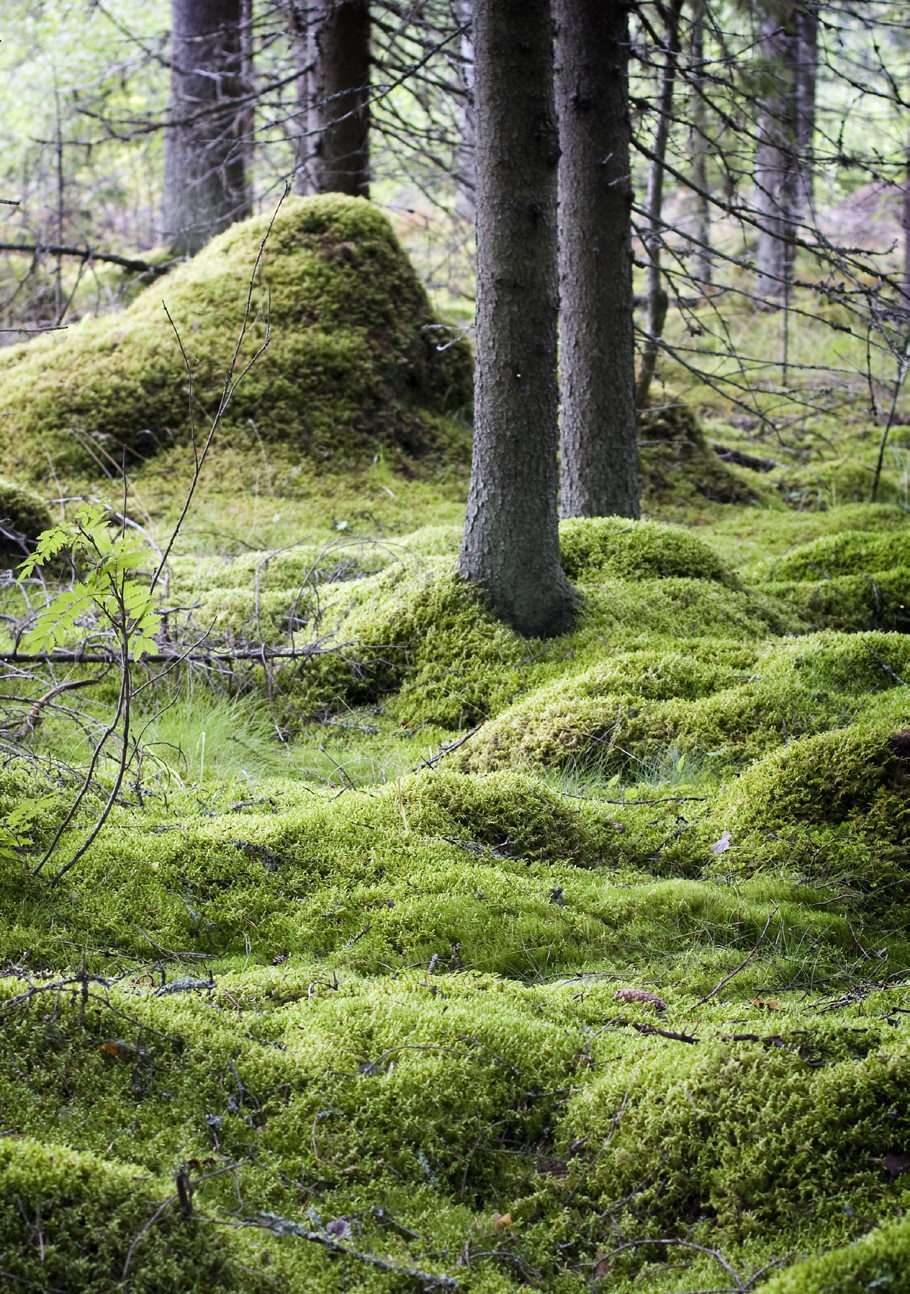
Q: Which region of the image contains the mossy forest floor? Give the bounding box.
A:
[0,199,909,1293]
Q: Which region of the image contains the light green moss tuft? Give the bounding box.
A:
[559,516,740,586]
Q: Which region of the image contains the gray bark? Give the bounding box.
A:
[902,134,910,309]
[556,0,639,517]
[458,0,576,637]
[753,1,818,304]
[635,0,684,413]
[290,2,312,194]
[162,0,251,257]
[453,0,476,222]
[689,0,713,285]
[306,0,371,197]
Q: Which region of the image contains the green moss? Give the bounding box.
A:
[638,402,767,516]
[559,516,740,586]
[757,1213,910,1293]
[559,1036,910,1234]
[754,529,910,581]
[0,195,472,480]
[0,476,53,563]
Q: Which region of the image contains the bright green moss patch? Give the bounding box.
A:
[559,516,741,586]
[0,194,472,480]
[757,1212,910,1293]
[3,238,910,1290]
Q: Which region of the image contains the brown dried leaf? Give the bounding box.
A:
[492,1212,513,1231]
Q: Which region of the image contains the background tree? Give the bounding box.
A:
[162,0,251,256]
[752,0,819,304]
[635,0,684,410]
[457,0,575,636]
[556,0,640,519]
[302,0,371,197]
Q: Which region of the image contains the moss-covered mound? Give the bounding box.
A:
[559,515,741,586]
[0,476,52,563]
[0,195,472,480]
[638,401,763,514]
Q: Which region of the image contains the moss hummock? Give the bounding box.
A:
[0,195,472,481]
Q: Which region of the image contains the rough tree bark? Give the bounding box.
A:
[753,0,819,304]
[162,0,251,256]
[556,0,639,518]
[457,0,576,637]
[306,0,371,197]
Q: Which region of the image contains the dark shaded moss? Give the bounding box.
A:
[0,477,52,564]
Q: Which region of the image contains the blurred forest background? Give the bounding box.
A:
[1,0,909,461]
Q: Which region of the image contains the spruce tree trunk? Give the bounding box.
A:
[635,0,684,413]
[453,0,476,222]
[290,2,312,194]
[458,0,576,637]
[162,0,250,257]
[903,135,910,309]
[689,0,713,285]
[306,0,371,198]
[753,1,818,305]
[555,0,639,518]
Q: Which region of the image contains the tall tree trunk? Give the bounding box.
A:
[753,1,818,305]
[635,0,684,413]
[556,0,639,518]
[162,0,251,257]
[794,0,819,216]
[903,134,910,310]
[289,2,312,194]
[306,0,371,198]
[689,0,713,285]
[453,0,476,222]
[458,0,575,637]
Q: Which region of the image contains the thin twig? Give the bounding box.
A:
[694,905,778,1006]
[242,1212,459,1289]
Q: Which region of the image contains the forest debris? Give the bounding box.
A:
[614,987,667,1011]
[155,977,215,996]
[248,1212,459,1289]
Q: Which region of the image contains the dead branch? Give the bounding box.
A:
[0,640,356,666]
[243,1211,459,1290]
[0,241,172,276]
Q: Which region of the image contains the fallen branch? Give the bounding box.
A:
[0,240,172,276]
[600,1238,746,1292]
[411,721,486,771]
[245,1212,459,1290]
[0,640,357,665]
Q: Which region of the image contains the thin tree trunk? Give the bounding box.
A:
[635,0,684,413]
[162,0,250,256]
[290,2,312,194]
[902,133,910,309]
[689,0,713,285]
[453,0,475,222]
[307,0,371,198]
[752,1,817,306]
[794,0,819,217]
[458,0,575,637]
[556,0,639,518]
